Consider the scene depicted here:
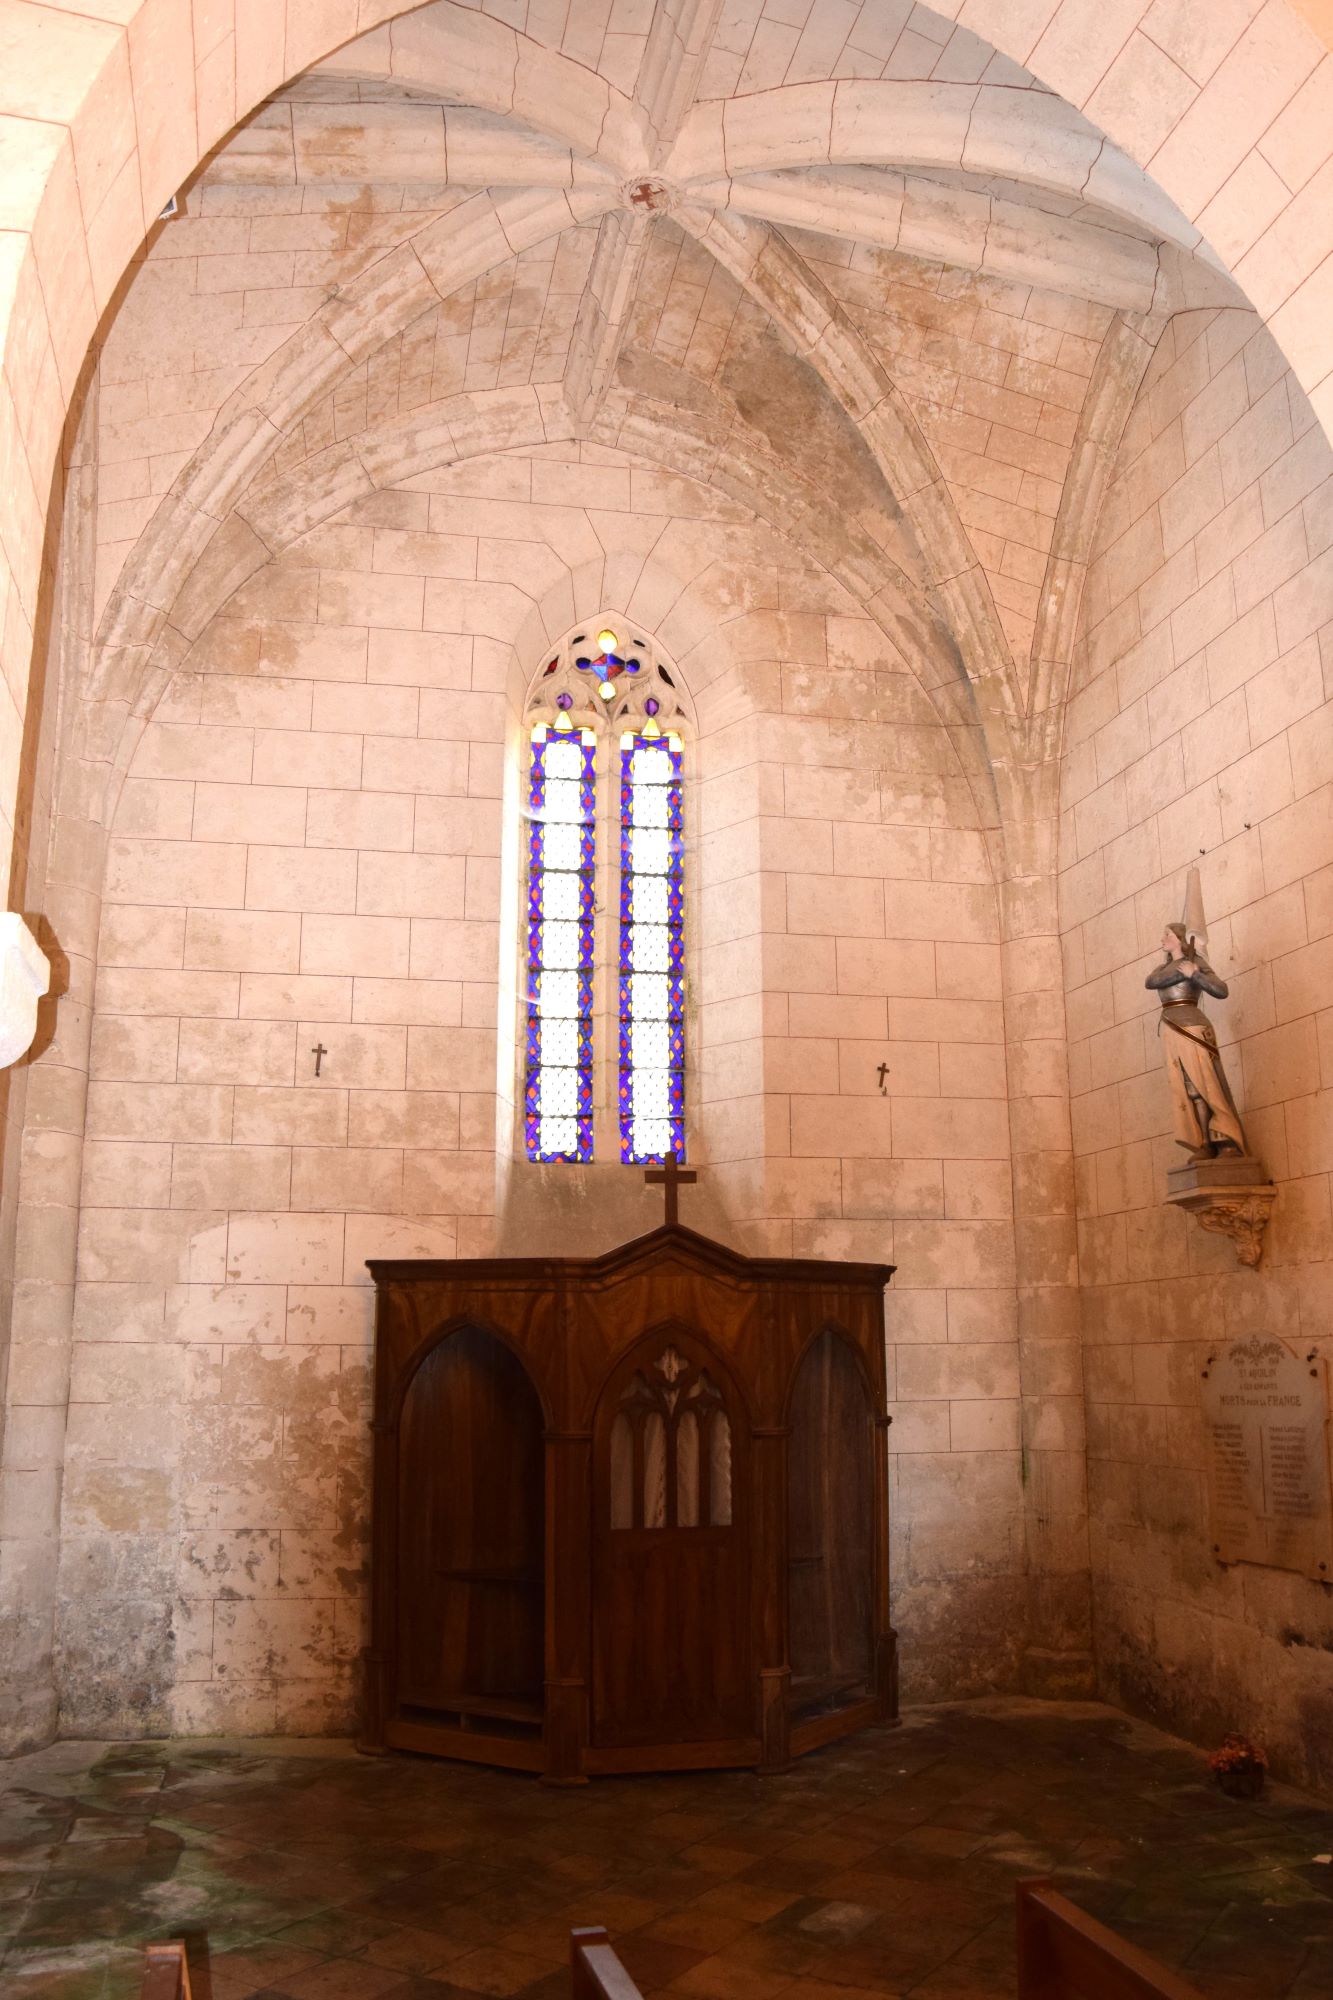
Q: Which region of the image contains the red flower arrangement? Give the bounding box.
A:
[1208,1734,1267,1773]
[1208,1735,1267,1797]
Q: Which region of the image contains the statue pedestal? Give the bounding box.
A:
[1166,1155,1276,1268]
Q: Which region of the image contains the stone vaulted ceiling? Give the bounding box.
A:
[96,0,1241,816]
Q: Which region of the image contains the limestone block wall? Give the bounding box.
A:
[1061,306,1333,1792]
[62,443,1020,1732]
[688,577,1024,1699]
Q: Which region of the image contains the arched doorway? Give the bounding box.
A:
[787,1328,876,1721]
[396,1325,545,1733]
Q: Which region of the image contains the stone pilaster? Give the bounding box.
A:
[999,780,1093,1697]
[0,382,102,1753]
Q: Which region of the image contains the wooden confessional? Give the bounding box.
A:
[360,1220,896,1780]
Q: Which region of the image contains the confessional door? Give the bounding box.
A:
[591,1331,751,1748]
[787,1328,876,1718]
[396,1324,545,1729]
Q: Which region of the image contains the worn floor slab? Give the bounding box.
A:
[1,1701,1330,1998]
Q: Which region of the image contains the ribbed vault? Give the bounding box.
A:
[87,0,1240,813]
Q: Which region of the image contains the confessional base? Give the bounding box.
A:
[365,1682,898,1780]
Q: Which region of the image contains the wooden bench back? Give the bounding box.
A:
[568,1890,1203,2000]
[570,1926,645,2000]
[141,1893,1202,2000]
[140,1942,192,2000]
[1017,1881,1205,1999]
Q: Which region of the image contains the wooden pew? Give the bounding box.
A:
[570,1926,644,2000]
[1017,1881,1205,1999]
[140,1941,192,2000]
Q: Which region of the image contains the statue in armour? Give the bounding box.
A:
[1146,917,1248,1160]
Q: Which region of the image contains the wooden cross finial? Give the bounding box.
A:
[644,1151,696,1227]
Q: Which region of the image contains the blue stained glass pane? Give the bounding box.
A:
[629,923,670,972]
[539,919,583,970]
[626,971,671,1019]
[538,1115,578,1155]
[543,739,586,780]
[526,726,595,1163]
[623,1017,683,1069]
[538,871,583,922]
[629,784,670,827]
[628,875,669,924]
[534,968,589,1016]
[630,1069,672,1119]
[629,826,673,875]
[538,1067,585,1117]
[542,778,585,824]
[630,748,670,783]
[630,1116,674,1160]
[539,1017,584,1067]
[540,822,584,872]
[619,731,685,1166]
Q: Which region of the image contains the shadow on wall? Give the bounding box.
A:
[497,1159,737,1258]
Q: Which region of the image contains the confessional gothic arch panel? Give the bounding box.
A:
[783,1317,878,1423]
[592,1322,752,1747]
[392,1311,555,1428]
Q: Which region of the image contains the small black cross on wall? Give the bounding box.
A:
[311,1042,328,1077]
[644,1151,696,1227]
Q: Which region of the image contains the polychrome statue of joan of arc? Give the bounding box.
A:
[1145,916,1248,1161]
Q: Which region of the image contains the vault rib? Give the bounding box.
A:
[566,207,658,439]
[634,0,727,164]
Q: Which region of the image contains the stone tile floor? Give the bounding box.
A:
[1,1701,1331,1999]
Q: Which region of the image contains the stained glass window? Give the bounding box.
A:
[524,720,596,1162]
[618,726,685,1164]
[522,622,690,1169]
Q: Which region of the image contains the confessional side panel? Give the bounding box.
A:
[396,1325,545,1717]
[787,1327,877,1715]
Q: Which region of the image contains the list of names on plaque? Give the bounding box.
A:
[1201,1334,1332,1580]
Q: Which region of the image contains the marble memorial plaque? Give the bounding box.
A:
[1202,1334,1331,1580]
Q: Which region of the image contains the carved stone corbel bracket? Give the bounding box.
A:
[1165,1158,1277,1268]
[0,913,50,1067]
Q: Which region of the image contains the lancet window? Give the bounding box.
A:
[522,624,690,1167]
[618,731,685,1164]
[524,723,596,1163]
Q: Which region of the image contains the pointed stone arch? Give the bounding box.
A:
[91,188,616,695]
